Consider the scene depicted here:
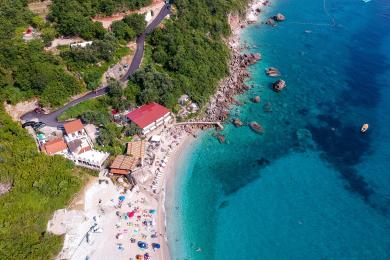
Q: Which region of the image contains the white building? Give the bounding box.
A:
[74,150,109,170]
[70,41,93,48]
[126,103,172,135]
[63,119,108,169]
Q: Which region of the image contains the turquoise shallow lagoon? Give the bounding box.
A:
[167,0,390,259]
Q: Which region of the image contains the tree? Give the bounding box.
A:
[107,79,124,98]
[111,20,136,41]
[123,13,146,36]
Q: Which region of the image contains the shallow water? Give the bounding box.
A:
[167,0,390,259]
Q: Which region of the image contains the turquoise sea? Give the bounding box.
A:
[166,0,390,259]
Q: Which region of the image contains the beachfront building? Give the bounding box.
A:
[38,119,108,169]
[110,155,139,175]
[126,140,146,166]
[64,119,88,142]
[63,119,108,169]
[126,103,172,135]
[74,150,109,170]
[41,138,68,156]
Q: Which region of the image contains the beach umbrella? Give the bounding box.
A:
[119,195,125,201]
[138,241,148,249]
[128,211,135,218]
[152,243,161,249]
[136,255,143,260]
[149,209,156,214]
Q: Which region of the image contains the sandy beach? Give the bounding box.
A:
[47,127,196,260]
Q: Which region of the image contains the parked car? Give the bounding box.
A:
[34,107,44,114]
[22,121,37,128]
[57,125,65,131]
[33,122,46,130]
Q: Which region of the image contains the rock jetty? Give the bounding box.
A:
[272,79,286,92]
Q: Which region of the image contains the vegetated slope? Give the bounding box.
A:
[127,0,249,109]
[0,0,85,107]
[0,108,88,259]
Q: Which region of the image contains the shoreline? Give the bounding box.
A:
[203,0,269,122]
[162,0,270,258]
[159,132,196,260]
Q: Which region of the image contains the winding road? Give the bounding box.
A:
[21,4,171,127]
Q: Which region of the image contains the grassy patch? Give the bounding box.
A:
[57,96,110,121]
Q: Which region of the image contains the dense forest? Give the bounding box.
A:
[48,0,151,39]
[0,0,85,107]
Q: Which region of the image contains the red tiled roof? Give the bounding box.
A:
[126,103,170,129]
[43,138,68,155]
[64,119,84,135]
[110,169,129,175]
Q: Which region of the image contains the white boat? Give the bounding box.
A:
[361,123,369,133]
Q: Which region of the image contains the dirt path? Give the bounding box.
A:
[93,0,165,29]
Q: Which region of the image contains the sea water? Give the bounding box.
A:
[167,0,390,259]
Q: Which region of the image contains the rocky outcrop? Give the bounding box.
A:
[204,49,262,122]
[249,121,264,134]
[274,13,286,21]
[265,67,280,77]
[266,18,276,26]
[266,12,286,26]
[214,133,226,143]
[272,79,286,92]
[252,96,261,103]
[0,182,12,196]
[232,118,244,127]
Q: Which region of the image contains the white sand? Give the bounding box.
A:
[51,177,162,260]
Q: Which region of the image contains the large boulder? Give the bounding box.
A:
[274,13,286,21]
[252,96,261,103]
[273,79,286,92]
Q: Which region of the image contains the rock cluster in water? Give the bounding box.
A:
[252,96,261,103]
[273,79,286,92]
[266,12,286,26]
[204,49,261,122]
[249,121,264,134]
[232,118,244,127]
[265,67,280,77]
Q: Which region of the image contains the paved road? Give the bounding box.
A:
[21,4,171,127]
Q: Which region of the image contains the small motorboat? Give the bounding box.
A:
[361,123,369,133]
